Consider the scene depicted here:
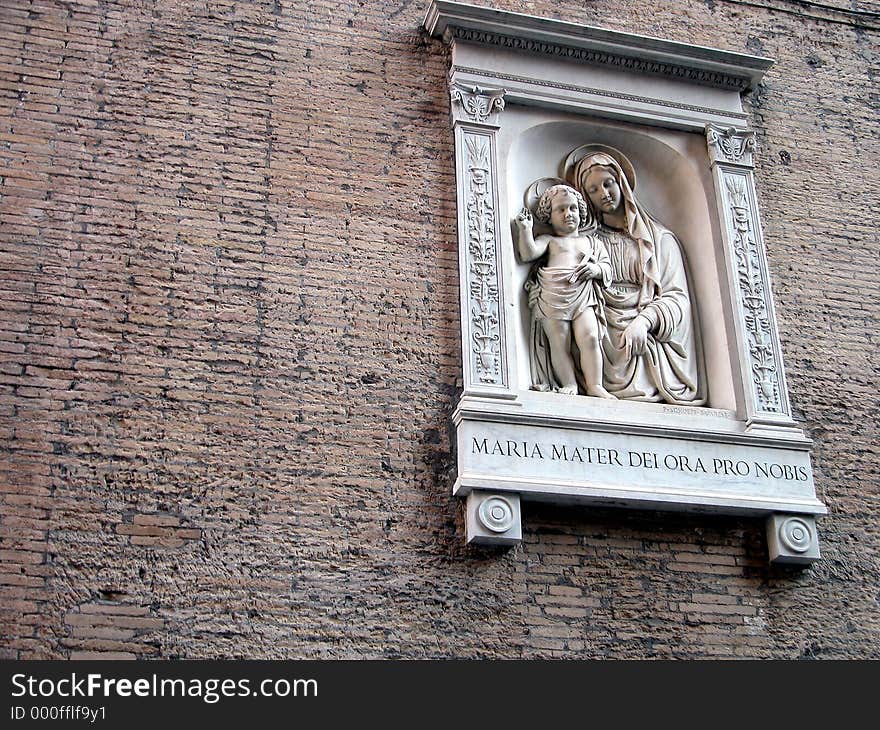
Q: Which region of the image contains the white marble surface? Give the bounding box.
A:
[431,1,825,544]
[455,407,824,516]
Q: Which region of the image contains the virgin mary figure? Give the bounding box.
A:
[567,145,704,405]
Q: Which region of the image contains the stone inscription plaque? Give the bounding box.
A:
[456,419,819,514]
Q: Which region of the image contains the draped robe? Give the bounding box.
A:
[597,222,703,404]
[525,235,612,393]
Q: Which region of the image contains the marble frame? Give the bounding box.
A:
[424,1,826,563]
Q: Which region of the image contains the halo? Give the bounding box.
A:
[523,176,568,213]
[563,144,637,191]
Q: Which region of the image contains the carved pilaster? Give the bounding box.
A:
[707,125,791,421]
[452,86,511,395]
[463,134,502,385]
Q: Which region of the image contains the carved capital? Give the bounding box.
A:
[706,124,756,167]
[450,83,506,127]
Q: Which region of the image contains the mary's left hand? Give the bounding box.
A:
[622,317,650,359]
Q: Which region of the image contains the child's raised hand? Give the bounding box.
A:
[514,207,533,232]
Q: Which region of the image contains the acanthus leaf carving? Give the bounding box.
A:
[707,125,756,166]
[451,84,506,126]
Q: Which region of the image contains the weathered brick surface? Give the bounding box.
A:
[1,0,878,658]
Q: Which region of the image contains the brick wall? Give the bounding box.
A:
[1,0,878,658]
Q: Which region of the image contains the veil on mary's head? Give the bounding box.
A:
[567,145,654,249]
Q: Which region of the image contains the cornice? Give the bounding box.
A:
[424,1,773,91]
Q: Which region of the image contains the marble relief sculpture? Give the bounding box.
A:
[514,184,614,398]
[514,145,704,405]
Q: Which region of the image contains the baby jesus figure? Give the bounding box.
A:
[514,184,615,398]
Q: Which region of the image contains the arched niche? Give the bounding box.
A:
[501,114,736,412]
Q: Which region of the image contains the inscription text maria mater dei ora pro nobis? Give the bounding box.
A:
[471,437,810,482]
